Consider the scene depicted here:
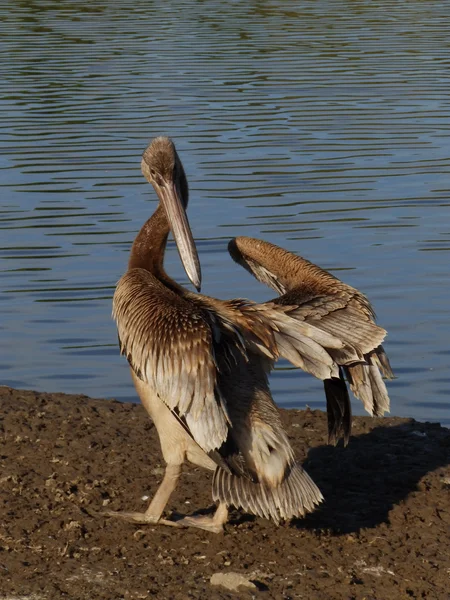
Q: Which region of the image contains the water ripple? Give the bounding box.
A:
[1,0,449,425]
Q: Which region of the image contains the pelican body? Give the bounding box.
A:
[108,137,392,533]
[108,138,332,532]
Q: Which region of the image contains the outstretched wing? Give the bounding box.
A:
[228,236,394,442]
[228,236,383,349]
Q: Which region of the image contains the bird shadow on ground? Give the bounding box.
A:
[294,419,450,534]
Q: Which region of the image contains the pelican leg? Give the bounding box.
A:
[103,468,227,533]
[103,463,183,527]
[172,502,228,534]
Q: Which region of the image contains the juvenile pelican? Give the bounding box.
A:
[228,237,394,445]
[106,137,348,532]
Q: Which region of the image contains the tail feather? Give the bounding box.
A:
[291,465,322,512]
[344,363,374,415]
[212,463,323,524]
[368,364,390,416]
[372,344,395,379]
[324,369,352,446]
[344,346,393,418]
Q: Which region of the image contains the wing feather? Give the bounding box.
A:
[237,302,341,380]
[228,236,394,432]
[113,268,228,453]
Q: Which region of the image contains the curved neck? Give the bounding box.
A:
[128,205,169,277]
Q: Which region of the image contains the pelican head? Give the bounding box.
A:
[141,137,201,291]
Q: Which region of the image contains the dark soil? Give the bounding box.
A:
[0,386,449,599]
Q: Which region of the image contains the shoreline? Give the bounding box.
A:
[1,386,449,599]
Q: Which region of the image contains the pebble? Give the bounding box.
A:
[210,572,256,591]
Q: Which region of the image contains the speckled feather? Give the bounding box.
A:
[114,268,231,453]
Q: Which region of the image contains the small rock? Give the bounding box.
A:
[410,431,427,438]
[362,565,395,577]
[210,572,256,592]
[64,520,81,531]
[151,467,165,476]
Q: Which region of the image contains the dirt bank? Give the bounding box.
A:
[0,386,449,599]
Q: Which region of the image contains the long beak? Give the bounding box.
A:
[158,181,202,291]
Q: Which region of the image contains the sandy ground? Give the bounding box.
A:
[0,386,449,599]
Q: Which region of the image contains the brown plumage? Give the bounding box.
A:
[107,137,331,533]
[228,237,394,446]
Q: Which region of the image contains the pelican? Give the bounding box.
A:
[106,137,392,533]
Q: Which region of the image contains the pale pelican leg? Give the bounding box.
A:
[103,463,183,527]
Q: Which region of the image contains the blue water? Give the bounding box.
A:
[1,0,450,425]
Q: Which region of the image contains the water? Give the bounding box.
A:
[1,0,450,426]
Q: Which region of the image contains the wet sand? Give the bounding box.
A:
[0,386,449,599]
